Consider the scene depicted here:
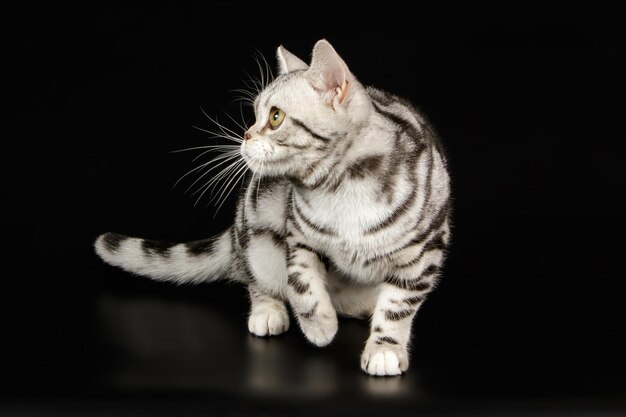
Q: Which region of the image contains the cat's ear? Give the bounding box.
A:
[306,40,353,108]
[276,45,309,75]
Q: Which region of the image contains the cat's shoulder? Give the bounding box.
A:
[366,86,428,125]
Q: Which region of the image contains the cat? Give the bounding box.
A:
[95,39,451,376]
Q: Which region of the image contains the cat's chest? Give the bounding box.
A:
[292,190,401,281]
[294,188,385,238]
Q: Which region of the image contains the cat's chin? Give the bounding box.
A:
[243,156,297,178]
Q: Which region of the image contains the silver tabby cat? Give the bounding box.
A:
[95,40,451,376]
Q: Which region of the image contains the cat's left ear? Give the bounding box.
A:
[306,40,354,109]
[277,45,309,75]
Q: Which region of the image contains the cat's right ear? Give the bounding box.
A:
[277,45,309,75]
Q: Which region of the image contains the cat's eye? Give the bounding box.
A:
[268,107,286,129]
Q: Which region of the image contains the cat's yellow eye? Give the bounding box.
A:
[268,107,285,129]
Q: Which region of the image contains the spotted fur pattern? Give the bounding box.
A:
[94,40,451,376]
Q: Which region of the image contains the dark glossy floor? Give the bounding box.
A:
[2,261,625,416]
[3,3,626,416]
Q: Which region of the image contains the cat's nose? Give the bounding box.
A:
[243,131,252,141]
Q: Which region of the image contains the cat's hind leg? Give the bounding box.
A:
[327,268,380,319]
[361,246,445,376]
[248,283,290,337]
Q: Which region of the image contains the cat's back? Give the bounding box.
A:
[368,86,449,198]
[366,87,447,164]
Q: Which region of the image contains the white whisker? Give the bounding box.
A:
[245,169,257,213]
[200,108,244,142]
[242,71,262,95]
[190,160,245,206]
[174,160,214,189]
[238,100,247,131]
[255,48,274,86]
[209,160,248,203]
[188,154,243,195]
[174,149,240,190]
[212,163,250,215]
[230,88,256,100]
[224,111,248,132]
[171,144,239,153]
[191,125,242,143]
[192,147,239,162]
[255,157,264,208]
[253,53,265,89]
[204,159,245,194]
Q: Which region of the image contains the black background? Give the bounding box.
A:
[2,3,626,416]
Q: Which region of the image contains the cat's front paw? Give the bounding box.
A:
[360,339,408,376]
[297,302,338,347]
[248,305,290,337]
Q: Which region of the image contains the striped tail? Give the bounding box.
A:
[94,228,234,285]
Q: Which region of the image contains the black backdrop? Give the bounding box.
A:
[2,3,625,416]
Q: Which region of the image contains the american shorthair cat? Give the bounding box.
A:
[95,39,451,376]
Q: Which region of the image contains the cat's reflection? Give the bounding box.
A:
[95,290,416,398]
[95,291,242,390]
[245,335,336,398]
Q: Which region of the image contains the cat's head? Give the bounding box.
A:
[240,40,371,183]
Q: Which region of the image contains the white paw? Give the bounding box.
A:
[298,303,338,347]
[361,341,408,376]
[248,307,290,337]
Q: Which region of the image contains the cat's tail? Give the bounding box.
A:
[94,228,235,285]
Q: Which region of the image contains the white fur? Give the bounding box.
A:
[248,285,290,337]
[246,235,287,295]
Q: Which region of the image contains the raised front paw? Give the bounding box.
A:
[360,338,408,376]
[297,302,338,347]
[248,304,290,337]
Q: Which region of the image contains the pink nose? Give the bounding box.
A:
[244,132,252,141]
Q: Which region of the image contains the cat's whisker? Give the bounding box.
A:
[212,161,250,215]
[249,69,264,91]
[208,159,248,202]
[242,71,262,96]
[252,53,265,90]
[224,111,248,133]
[192,149,241,171]
[200,109,245,143]
[174,160,215,189]
[243,156,260,212]
[174,149,240,190]
[203,159,247,209]
[204,158,245,194]
[230,92,255,105]
[230,88,256,99]
[201,156,247,200]
[255,48,274,86]
[192,146,240,162]
[245,169,257,213]
[231,97,254,107]
[192,148,224,162]
[253,50,272,89]
[191,161,244,206]
[171,144,239,154]
[185,155,237,196]
[232,97,254,107]
[192,125,243,144]
[255,157,264,207]
[189,154,243,196]
[238,100,248,132]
